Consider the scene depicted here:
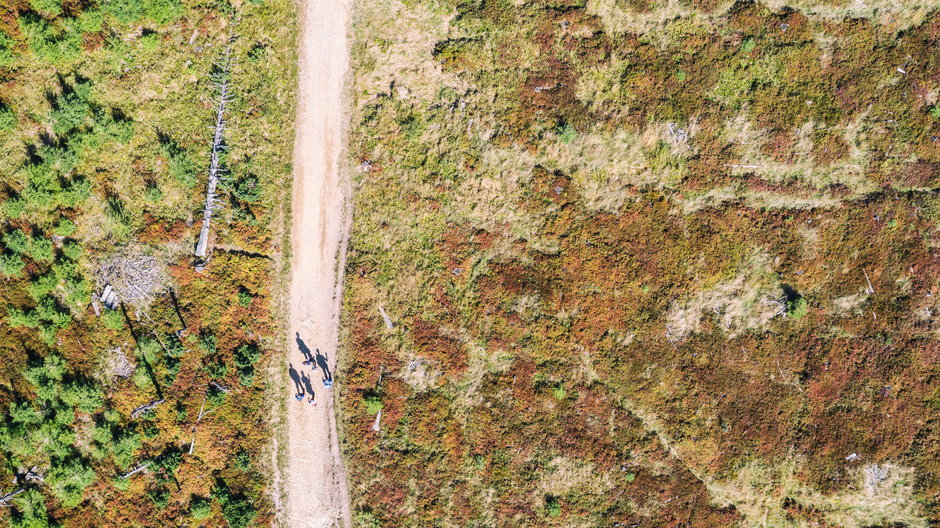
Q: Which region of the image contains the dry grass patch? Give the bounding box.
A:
[708,459,927,528]
[666,250,783,341]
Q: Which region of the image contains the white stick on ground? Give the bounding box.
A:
[864,269,875,294]
[378,305,394,329]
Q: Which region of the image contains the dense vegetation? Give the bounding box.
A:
[340,0,940,526]
[0,0,296,525]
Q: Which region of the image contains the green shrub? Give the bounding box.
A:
[0,32,15,67]
[51,92,92,136]
[354,511,382,528]
[61,241,83,260]
[0,104,16,131]
[30,0,63,17]
[20,14,82,65]
[165,334,186,358]
[213,482,257,528]
[27,236,55,262]
[47,458,96,508]
[235,451,251,471]
[53,217,77,237]
[102,0,144,23]
[112,431,141,468]
[234,343,261,386]
[112,476,130,491]
[233,175,261,203]
[0,253,25,277]
[8,489,51,528]
[161,137,197,188]
[132,367,152,388]
[931,105,940,119]
[3,229,29,254]
[63,276,90,308]
[545,495,561,517]
[148,486,170,509]
[163,355,180,383]
[143,183,163,203]
[103,196,133,240]
[8,308,40,328]
[198,332,217,354]
[152,448,182,484]
[557,123,576,144]
[91,423,113,445]
[28,273,59,300]
[190,496,212,520]
[741,37,756,53]
[787,296,808,320]
[207,383,226,406]
[62,382,104,413]
[76,10,104,32]
[206,358,228,378]
[363,393,383,415]
[237,288,253,307]
[11,297,72,343]
[102,309,125,330]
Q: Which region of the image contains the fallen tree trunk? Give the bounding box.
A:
[131,398,165,419]
[195,47,233,270]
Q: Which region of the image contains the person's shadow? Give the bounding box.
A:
[300,371,316,398]
[288,363,304,396]
[315,348,332,382]
[296,332,315,363]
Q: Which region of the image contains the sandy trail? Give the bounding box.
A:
[284,0,352,525]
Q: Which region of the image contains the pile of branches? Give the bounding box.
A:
[96,252,166,310]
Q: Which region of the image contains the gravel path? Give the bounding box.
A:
[285,0,352,525]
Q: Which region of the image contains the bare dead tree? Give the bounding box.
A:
[195,45,234,271]
[189,386,222,455]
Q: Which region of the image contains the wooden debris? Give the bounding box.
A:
[100,284,118,309]
[667,122,688,144]
[96,253,165,310]
[371,409,382,432]
[22,467,43,484]
[103,346,135,380]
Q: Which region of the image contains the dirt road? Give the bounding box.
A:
[284,0,352,525]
